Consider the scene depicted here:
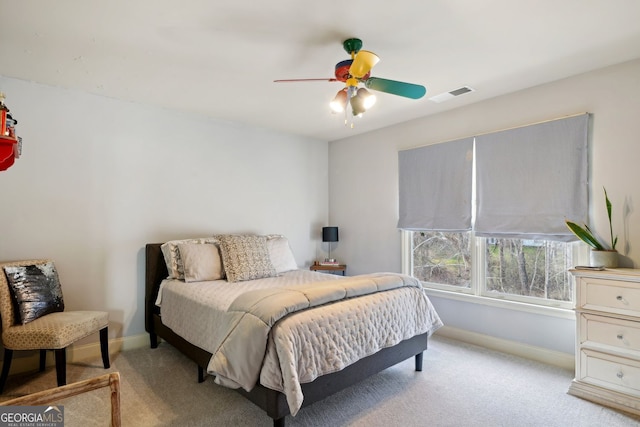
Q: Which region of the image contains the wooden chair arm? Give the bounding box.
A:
[0,372,121,427]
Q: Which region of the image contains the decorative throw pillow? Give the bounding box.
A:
[161,237,219,280]
[3,262,65,324]
[178,243,225,282]
[217,234,277,282]
[266,235,298,273]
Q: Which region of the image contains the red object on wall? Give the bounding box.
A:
[0,110,6,135]
[0,135,17,171]
[0,153,14,171]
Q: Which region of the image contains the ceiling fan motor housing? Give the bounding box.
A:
[334,60,352,81]
[334,59,370,82]
[342,38,363,55]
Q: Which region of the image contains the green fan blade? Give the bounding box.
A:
[364,77,426,99]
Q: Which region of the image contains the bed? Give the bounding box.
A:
[144,235,442,426]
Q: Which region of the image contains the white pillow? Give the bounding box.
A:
[178,243,224,282]
[161,237,219,280]
[267,235,298,273]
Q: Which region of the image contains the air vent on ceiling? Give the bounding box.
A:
[428,86,475,103]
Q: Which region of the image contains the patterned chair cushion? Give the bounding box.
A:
[2,310,109,350]
[0,260,109,351]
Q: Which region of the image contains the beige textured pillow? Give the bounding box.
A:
[217,234,277,282]
[161,237,219,279]
[178,243,224,282]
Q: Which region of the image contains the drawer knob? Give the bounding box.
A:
[617,334,624,340]
[616,295,629,305]
[617,371,624,379]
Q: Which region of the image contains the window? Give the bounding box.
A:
[411,231,471,289]
[399,114,589,309]
[484,238,573,303]
[408,231,577,308]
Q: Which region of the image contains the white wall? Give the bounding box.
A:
[328,58,640,355]
[4,58,639,356]
[0,76,329,339]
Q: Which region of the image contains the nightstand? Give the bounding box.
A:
[310,264,347,276]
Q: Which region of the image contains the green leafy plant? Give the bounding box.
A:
[565,187,618,251]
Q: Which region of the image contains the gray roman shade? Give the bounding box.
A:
[398,137,474,231]
[474,114,589,241]
[398,114,589,240]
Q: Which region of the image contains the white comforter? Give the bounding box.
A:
[156,270,442,415]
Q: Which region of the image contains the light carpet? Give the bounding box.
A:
[1,334,639,426]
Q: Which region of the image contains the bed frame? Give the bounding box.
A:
[145,243,429,427]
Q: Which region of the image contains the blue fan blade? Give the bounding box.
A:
[364,77,426,99]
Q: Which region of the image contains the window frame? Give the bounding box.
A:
[402,230,586,316]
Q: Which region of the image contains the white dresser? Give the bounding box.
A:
[569,268,640,415]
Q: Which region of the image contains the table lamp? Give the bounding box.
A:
[322,226,339,262]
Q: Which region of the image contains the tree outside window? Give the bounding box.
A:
[411,231,573,305]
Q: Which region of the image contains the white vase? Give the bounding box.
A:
[589,250,618,268]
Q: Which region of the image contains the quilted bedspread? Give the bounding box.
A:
[157,271,442,416]
[210,272,441,415]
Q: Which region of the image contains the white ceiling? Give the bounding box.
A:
[2,1,640,142]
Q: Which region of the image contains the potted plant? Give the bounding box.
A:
[565,187,618,267]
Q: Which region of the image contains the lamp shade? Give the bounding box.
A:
[349,50,380,79]
[322,227,339,242]
[329,89,348,113]
[350,94,366,116]
[357,88,376,109]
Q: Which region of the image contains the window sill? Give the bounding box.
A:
[423,287,575,320]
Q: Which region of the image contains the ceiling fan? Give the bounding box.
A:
[274,38,426,119]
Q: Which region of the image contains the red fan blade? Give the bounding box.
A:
[274,78,338,82]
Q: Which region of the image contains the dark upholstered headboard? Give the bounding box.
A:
[144,243,167,335]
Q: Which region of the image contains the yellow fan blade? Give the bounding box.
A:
[349,50,380,79]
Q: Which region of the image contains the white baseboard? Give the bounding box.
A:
[7,328,574,377]
[435,325,575,371]
[7,333,150,376]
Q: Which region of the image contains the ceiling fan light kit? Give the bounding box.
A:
[358,88,376,109]
[349,50,380,79]
[274,38,426,126]
[350,88,376,116]
[330,89,348,113]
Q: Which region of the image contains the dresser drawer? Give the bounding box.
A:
[579,349,640,397]
[580,313,640,355]
[578,277,640,317]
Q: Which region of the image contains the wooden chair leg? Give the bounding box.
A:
[39,350,47,372]
[54,348,66,387]
[0,348,14,393]
[100,327,110,369]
